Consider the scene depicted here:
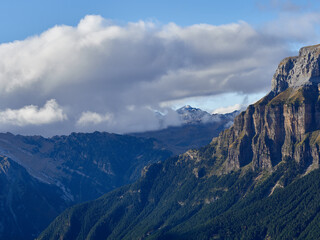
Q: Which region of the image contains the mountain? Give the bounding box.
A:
[0,132,172,240]
[132,106,238,154]
[0,132,173,203]
[176,105,236,124]
[0,156,68,240]
[38,44,320,240]
[0,109,235,240]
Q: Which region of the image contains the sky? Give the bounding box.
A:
[0,0,320,136]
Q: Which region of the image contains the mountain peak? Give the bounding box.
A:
[272,44,320,94]
[177,105,201,112]
[177,105,217,124]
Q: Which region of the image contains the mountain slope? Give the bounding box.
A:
[0,156,68,240]
[38,44,320,240]
[37,158,320,240]
[0,132,172,240]
[0,107,235,240]
[0,132,172,203]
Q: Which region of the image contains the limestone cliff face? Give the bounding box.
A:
[272,44,320,94]
[210,45,320,174]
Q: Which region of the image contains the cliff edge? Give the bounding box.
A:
[272,44,320,94]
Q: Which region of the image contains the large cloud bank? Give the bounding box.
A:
[0,15,308,135]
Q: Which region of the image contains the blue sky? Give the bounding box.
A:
[0,0,309,43]
[0,0,320,135]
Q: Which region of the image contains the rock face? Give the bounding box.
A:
[272,44,320,94]
[210,45,320,174]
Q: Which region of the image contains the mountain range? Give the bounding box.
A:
[38,44,320,239]
[0,107,235,240]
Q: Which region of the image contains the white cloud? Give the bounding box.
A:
[75,107,181,134]
[212,104,243,114]
[0,99,67,126]
[0,15,288,97]
[0,14,316,135]
[77,111,113,126]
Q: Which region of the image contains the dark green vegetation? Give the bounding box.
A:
[38,149,320,240]
[38,84,320,240]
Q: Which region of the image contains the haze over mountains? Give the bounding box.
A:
[38,44,320,240]
[0,106,235,240]
[133,106,238,154]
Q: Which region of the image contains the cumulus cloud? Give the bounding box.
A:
[77,111,113,126]
[0,99,67,126]
[0,14,314,135]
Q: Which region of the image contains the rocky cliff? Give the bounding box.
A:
[206,44,320,175]
[271,44,320,94]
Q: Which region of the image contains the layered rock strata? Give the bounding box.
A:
[210,45,320,174]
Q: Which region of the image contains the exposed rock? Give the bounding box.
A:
[210,80,320,174]
[272,44,320,94]
[192,45,320,175]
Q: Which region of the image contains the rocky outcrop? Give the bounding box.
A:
[207,45,320,174]
[272,44,320,94]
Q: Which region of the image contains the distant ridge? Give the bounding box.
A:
[132,106,238,154]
